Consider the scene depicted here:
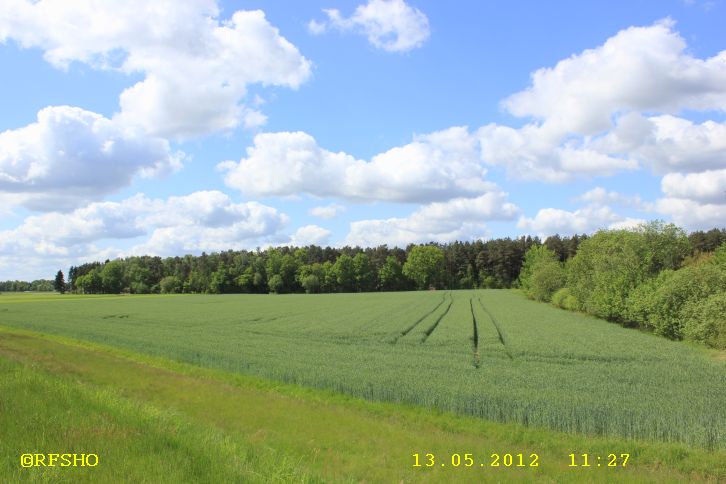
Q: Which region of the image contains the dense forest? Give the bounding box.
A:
[519,222,726,349]
[58,235,574,296]
[3,226,723,298]
[0,279,53,292]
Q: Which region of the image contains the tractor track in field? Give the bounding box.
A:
[391,292,449,344]
[477,298,514,360]
[420,297,453,343]
[469,298,480,368]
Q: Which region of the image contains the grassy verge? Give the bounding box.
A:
[1,326,723,483]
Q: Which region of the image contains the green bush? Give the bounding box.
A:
[551,287,567,307]
[551,288,579,311]
[624,271,672,329]
[645,263,726,339]
[519,245,564,301]
[682,292,726,349]
[159,276,181,294]
[713,242,726,266]
[528,261,566,302]
[566,222,690,323]
[268,274,284,294]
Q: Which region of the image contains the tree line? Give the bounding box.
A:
[0,279,53,292]
[58,235,573,296]
[519,222,726,349]
[4,225,723,308]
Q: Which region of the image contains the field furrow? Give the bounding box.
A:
[424,295,472,348]
[469,298,480,368]
[389,292,449,343]
[477,297,514,360]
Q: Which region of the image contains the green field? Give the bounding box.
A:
[1,290,725,482]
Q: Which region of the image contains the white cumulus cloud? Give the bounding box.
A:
[0,191,290,271]
[290,225,331,246]
[219,127,493,203]
[346,192,519,246]
[478,123,637,182]
[661,169,726,204]
[480,21,726,182]
[654,197,726,231]
[0,106,182,211]
[309,203,347,220]
[311,0,429,52]
[503,20,726,136]
[576,187,649,209]
[0,1,311,138]
[517,205,634,238]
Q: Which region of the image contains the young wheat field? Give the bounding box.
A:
[1,289,724,451]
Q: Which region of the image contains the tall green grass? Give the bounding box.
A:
[0,355,312,483]
[1,290,724,449]
[4,328,723,482]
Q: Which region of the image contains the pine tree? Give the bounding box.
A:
[54,270,66,294]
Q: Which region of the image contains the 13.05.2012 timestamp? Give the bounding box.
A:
[413,452,540,468]
[412,452,630,469]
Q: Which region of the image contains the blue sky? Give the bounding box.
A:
[1,0,725,279]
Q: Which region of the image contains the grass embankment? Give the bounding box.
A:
[1,327,724,483]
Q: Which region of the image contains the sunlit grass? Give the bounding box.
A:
[1,328,723,482]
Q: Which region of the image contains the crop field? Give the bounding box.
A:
[1,289,724,454]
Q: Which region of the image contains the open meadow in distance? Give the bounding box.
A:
[1,290,724,482]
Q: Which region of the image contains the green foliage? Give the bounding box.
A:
[100,260,125,294]
[682,292,726,349]
[17,225,719,304]
[714,242,726,266]
[300,274,320,294]
[0,280,53,292]
[296,263,325,294]
[639,263,726,339]
[209,264,233,294]
[267,274,284,294]
[640,220,692,272]
[378,256,406,291]
[528,263,565,302]
[129,281,151,294]
[252,272,266,293]
[403,245,445,290]
[519,246,565,302]
[531,223,726,349]
[566,222,691,322]
[353,253,375,292]
[235,268,255,293]
[76,269,102,294]
[332,254,356,292]
[159,276,181,294]
[550,287,578,310]
[320,261,335,293]
[125,262,152,293]
[478,273,502,289]
[624,271,669,328]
